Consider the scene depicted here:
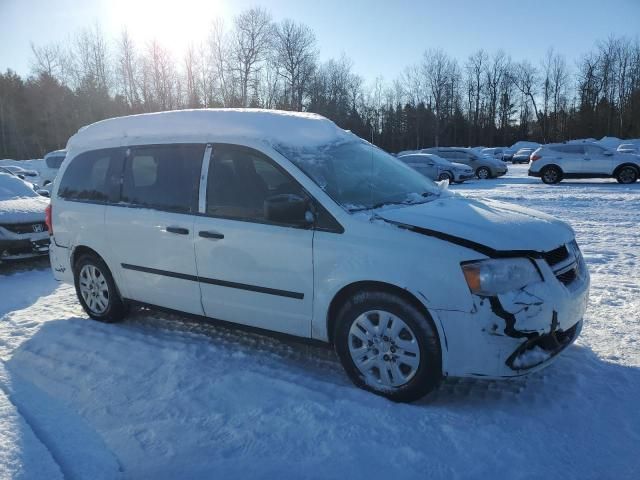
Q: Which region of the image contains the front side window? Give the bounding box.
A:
[584,145,606,155]
[278,140,439,211]
[206,144,306,223]
[122,144,204,213]
[58,148,120,202]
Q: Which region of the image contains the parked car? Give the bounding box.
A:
[528,143,640,184]
[49,109,589,402]
[504,141,541,161]
[0,166,45,193]
[617,143,638,154]
[421,147,508,179]
[40,149,67,186]
[481,147,509,161]
[0,172,50,261]
[398,153,474,183]
[3,165,38,178]
[511,148,535,164]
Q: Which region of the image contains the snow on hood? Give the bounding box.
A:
[68,109,354,151]
[0,196,48,224]
[376,196,574,253]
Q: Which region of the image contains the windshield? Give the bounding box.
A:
[277,140,440,211]
[0,173,38,200]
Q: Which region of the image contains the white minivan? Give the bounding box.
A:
[48,109,590,402]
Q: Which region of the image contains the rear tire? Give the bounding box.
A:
[476,167,491,179]
[616,166,638,184]
[541,166,562,184]
[73,253,127,323]
[333,290,442,402]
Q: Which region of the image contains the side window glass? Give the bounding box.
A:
[207,144,306,224]
[122,144,204,213]
[584,145,604,155]
[58,148,121,202]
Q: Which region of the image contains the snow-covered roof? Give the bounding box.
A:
[67,109,352,151]
[44,149,67,157]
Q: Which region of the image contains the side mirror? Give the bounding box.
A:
[264,194,313,227]
[37,189,50,198]
[18,174,25,179]
[604,150,613,156]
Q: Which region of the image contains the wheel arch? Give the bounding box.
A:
[326,281,445,352]
[71,245,105,268]
[613,162,640,176]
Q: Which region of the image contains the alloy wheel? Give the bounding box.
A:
[79,264,110,314]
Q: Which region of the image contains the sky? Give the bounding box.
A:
[1,0,639,84]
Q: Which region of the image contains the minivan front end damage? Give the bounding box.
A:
[433,241,590,378]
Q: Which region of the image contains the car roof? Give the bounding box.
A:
[67,109,352,152]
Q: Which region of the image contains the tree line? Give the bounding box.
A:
[1,7,639,159]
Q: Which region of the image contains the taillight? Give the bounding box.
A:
[45,204,53,235]
[530,154,541,162]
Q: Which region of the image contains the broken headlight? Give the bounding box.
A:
[461,258,541,296]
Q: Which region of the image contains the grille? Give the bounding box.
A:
[1,222,47,234]
[543,245,569,266]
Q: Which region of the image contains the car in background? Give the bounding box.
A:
[398,153,474,183]
[40,149,67,186]
[511,148,535,164]
[0,172,50,261]
[3,165,38,178]
[421,147,508,179]
[504,141,541,161]
[481,147,509,161]
[617,144,638,154]
[528,143,640,184]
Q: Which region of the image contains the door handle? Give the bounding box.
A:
[166,226,189,235]
[199,230,224,239]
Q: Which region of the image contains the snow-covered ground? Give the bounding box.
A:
[0,164,638,479]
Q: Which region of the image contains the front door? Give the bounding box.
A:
[106,144,205,315]
[194,144,314,337]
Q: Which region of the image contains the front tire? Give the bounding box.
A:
[333,290,442,402]
[541,165,562,184]
[616,166,638,184]
[438,171,453,182]
[73,253,127,323]
[476,167,491,179]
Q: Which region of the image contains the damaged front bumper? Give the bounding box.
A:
[0,237,50,261]
[433,248,590,378]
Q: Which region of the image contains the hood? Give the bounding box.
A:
[0,196,48,224]
[376,196,574,254]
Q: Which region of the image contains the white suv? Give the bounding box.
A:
[528,143,640,184]
[48,109,589,402]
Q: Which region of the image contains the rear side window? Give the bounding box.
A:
[551,145,584,154]
[46,156,65,169]
[58,148,121,202]
[122,144,205,214]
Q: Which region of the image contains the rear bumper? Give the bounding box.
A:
[0,237,50,261]
[49,239,73,283]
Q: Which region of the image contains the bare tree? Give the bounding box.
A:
[273,19,317,110]
[231,7,273,107]
[422,49,453,146]
[116,28,140,109]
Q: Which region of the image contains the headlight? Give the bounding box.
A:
[461,258,541,296]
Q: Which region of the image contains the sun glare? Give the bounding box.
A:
[108,0,227,56]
